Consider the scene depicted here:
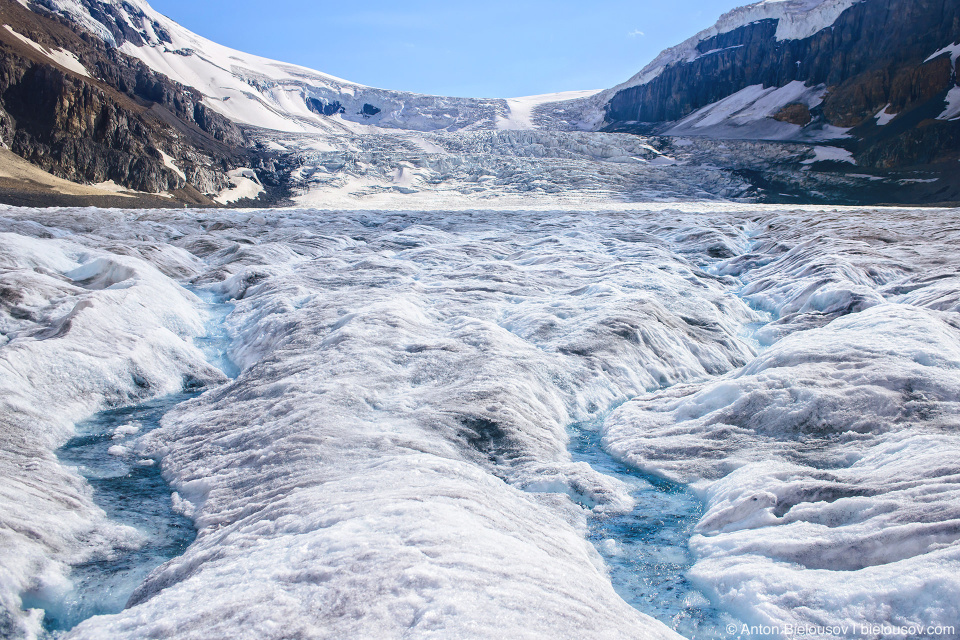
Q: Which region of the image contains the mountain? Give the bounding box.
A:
[0,0,264,206]
[594,0,960,175]
[1,0,958,207]
[37,0,515,134]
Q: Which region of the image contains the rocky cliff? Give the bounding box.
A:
[602,0,960,172]
[0,0,279,204]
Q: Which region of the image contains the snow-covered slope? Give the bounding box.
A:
[36,0,591,134]
[502,0,892,142]
[596,0,960,175]
[551,0,862,133]
[31,0,865,137]
[660,82,850,141]
[613,0,860,97]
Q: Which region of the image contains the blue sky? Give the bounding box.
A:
[148,0,740,98]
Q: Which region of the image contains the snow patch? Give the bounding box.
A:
[92,180,173,198]
[214,168,264,205]
[874,104,897,126]
[937,86,960,121]
[664,82,836,141]
[3,25,91,77]
[925,41,960,65]
[497,91,600,130]
[801,146,855,164]
[158,150,186,181]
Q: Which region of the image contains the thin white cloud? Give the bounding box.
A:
[627,29,645,38]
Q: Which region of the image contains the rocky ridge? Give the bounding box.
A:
[0,0,283,205]
[600,0,960,173]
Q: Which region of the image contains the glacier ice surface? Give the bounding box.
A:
[0,203,958,639]
[21,393,200,633]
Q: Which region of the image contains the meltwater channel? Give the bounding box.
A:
[566,239,773,640]
[21,289,237,635]
[26,275,761,638]
[569,418,757,640]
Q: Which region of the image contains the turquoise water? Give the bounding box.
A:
[568,419,753,639]
[22,394,201,633]
[21,287,236,634]
[188,287,240,379]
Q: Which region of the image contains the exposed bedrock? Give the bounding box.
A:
[604,0,960,168]
[0,1,256,198]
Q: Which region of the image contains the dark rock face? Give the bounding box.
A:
[361,103,381,117]
[0,0,262,200]
[5,62,164,191]
[32,0,173,47]
[604,0,960,170]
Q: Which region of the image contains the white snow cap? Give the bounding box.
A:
[35,0,566,134]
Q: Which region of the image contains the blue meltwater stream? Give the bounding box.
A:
[567,235,772,639]
[21,289,236,635]
[568,418,756,640]
[27,275,760,638]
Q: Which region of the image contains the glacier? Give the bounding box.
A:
[1,202,958,639]
[22,392,200,633]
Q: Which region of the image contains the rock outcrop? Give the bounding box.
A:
[0,0,268,202]
[602,0,960,170]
